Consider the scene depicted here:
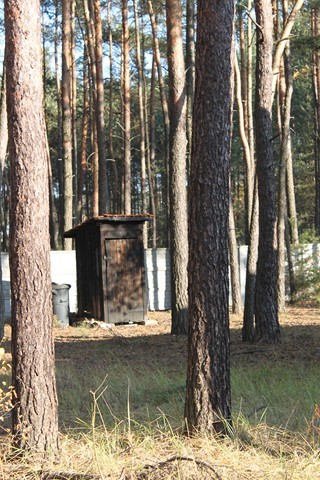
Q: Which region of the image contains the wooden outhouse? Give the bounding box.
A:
[64,214,151,324]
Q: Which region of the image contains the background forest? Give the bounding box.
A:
[0,0,319,251]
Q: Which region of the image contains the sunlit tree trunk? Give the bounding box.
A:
[186,0,195,171]
[54,0,63,238]
[166,0,188,335]
[254,0,280,343]
[108,0,118,213]
[312,5,320,235]
[149,54,157,247]
[243,180,259,342]
[71,0,78,219]
[78,54,89,221]
[62,0,73,249]
[5,0,59,451]
[134,0,147,244]
[229,193,242,314]
[0,67,7,341]
[147,0,170,240]
[185,0,234,435]
[122,0,131,214]
[83,0,99,216]
[94,0,109,214]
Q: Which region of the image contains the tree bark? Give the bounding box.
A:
[134,0,147,245]
[78,54,89,222]
[147,0,170,240]
[242,179,259,342]
[149,54,157,248]
[62,0,73,249]
[166,0,189,335]
[108,0,118,213]
[254,0,280,343]
[229,194,242,314]
[122,0,131,214]
[185,0,234,435]
[5,0,59,451]
[0,67,7,341]
[54,0,63,239]
[186,0,195,172]
[312,6,320,236]
[94,0,109,214]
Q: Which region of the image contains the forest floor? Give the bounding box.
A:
[51,306,320,368]
[1,306,320,479]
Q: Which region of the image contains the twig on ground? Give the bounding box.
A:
[137,455,223,479]
[41,471,102,480]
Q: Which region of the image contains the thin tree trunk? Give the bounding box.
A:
[62,0,73,249]
[54,0,63,239]
[78,54,89,221]
[149,54,157,248]
[122,0,131,214]
[312,6,320,235]
[242,179,259,342]
[229,194,242,314]
[147,0,170,240]
[108,0,118,213]
[186,0,195,172]
[71,0,78,219]
[277,0,294,312]
[0,67,7,341]
[247,0,255,195]
[271,0,305,102]
[235,54,254,230]
[134,0,147,245]
[254,0,280,343]
[166,0,188,335]
[83,0,99,216]
[94,0,109,214]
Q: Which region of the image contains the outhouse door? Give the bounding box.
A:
[104,238,145,323]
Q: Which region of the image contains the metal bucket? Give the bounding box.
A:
[52,283,71,327]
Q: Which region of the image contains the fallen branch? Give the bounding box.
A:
[137,455,223,480]
[41,471,101,480]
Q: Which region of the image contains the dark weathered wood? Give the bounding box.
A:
[65,216,149,323]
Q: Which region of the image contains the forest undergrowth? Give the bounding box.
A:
[0,307,320,479]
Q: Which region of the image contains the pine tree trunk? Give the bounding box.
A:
[134,0,147,245]
[229,195,242,314]
[254,0,280,343]
[5,0,59,451]
[242,179,259,342]
[62,0,73,249]
[122,0,131,214]
[71,0,78,219]
[312,6,320,235]
[54,0,63,239]
[149,55,157,248]
[0,68,7,341]
[185,0,234,435]
[78,55,89,221]
[166,0,189,335]
[94,0,109,214]
[108,0,118,213]
[147,0,170,240]
[186,0,195,172]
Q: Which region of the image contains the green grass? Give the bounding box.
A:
[56,360,320,436]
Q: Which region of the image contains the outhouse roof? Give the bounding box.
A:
[64,214,153,238]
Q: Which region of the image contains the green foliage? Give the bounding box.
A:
[292,244,320,305]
